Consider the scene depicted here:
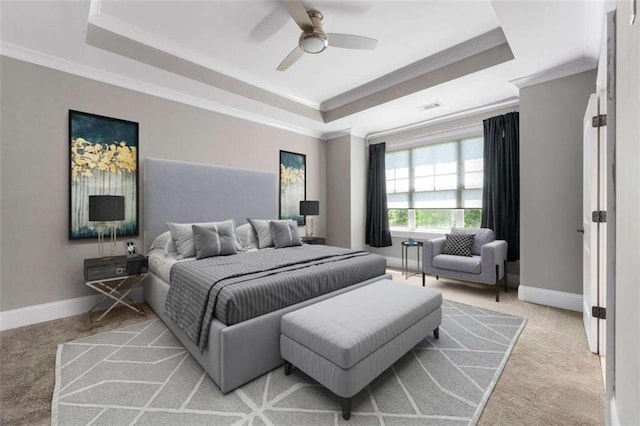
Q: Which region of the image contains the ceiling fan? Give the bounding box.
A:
[276,1,378,72]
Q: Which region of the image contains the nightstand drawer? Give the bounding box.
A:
[302,237,325,245]
[84,255,148,281]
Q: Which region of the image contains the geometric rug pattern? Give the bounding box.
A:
[52,300,525,425]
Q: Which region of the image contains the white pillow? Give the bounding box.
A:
[149,231,177,255]
[168,219,241,259]
[236,223,259,250]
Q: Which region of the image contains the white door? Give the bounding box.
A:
[582,93,606,355]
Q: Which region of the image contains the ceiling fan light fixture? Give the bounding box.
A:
[299,30,328,54]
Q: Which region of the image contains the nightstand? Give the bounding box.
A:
[302,237,325,245]
[84,254,148,322]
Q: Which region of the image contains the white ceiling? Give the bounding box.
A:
[0,0,610,139]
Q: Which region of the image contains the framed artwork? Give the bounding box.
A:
[69,110,139,240]
[279,150,306,225]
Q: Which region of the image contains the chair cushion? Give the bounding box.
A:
[452,228,495,255]
[433,254,482,274]
[442,233,474,256]
[281,280,442,369]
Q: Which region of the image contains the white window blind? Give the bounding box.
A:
[386,137,483,209]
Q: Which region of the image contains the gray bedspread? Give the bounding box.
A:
[164,245,386,350]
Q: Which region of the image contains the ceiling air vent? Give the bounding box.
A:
[416,101,442,112]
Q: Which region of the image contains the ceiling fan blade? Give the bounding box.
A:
[277,46,305,71]
[327,33,378,50]
[283,1,313,31]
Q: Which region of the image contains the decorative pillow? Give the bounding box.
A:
[269,220,302,248]
[149,231,177,255]
[236,223,259,250]
[192,223,238,259]
[168,220,240,259]
[451,228,494,255]
[247,219,272,249]
[442,233,475,257]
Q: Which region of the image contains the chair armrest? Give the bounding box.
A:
[423,237,446,273]
[481,240,508,279]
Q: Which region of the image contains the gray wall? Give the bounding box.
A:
[325,133,366,250]
[325,134,351,248]
[350,135,366,250]
[519,70,596,295]
[613,1,639,423]
[0,56,325,312]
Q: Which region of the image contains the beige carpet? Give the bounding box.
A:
[0,271,605,425]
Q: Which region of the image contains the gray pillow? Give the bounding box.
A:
[236,223,259,250]
[269,221,302,248]
[192,223,238,259]
[168,220,241,258]
[451,227,495,255]
[247,219,272,249]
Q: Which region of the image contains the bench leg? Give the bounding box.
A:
[422,273,425,287]
[284,361,292,376]
[341,397,351,420]
[433,327,440,339]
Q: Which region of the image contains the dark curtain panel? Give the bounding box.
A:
[481,112,520,261]
[366,142,392,247]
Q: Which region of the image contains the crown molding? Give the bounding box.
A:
[88,4,321,110]
[509,57,597,89]
[321,28,511,112]
[366,97,519,141]
[0,41,324,140]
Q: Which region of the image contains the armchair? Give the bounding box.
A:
[422,228,508,301]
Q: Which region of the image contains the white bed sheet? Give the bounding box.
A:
[147,247,263,283]
[147,250,191,283]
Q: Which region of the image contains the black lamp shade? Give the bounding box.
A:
[299,200,319,216]
[89,195,125,222]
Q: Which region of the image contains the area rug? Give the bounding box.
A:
[52,300,525,425]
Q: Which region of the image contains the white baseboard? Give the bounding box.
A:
[608,397,620,426]
[518,285,582,312]
[385,256,420,272]
[385,256,521,286]
[0,288,144,331]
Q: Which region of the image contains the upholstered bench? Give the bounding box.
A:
[280,279,442,420]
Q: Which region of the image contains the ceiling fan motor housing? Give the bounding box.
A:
[299,10,328,54]
[299,30,328,54]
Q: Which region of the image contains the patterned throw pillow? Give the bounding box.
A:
[192,223,238,259]
[269,220,302,248]
[442,233,475,257]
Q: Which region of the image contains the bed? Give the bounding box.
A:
[142,158,389,393]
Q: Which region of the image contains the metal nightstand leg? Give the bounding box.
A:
[86,274,148,322]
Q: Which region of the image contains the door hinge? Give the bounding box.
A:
[592,210,607,223]
[592,306,607,319]
[591,114,607,127]
[592,114,607,127]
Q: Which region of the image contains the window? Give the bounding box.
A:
[386,137,483,231]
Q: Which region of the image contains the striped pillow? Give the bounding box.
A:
[192,223,238,259]
[269,220,302,248]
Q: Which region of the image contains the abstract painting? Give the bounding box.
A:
[279,150,306,225]
[69,110,139,240]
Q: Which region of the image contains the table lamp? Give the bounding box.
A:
[299,200,319,238]
[89,195,125,258]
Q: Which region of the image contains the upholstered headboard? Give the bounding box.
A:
[143,158,277,253]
